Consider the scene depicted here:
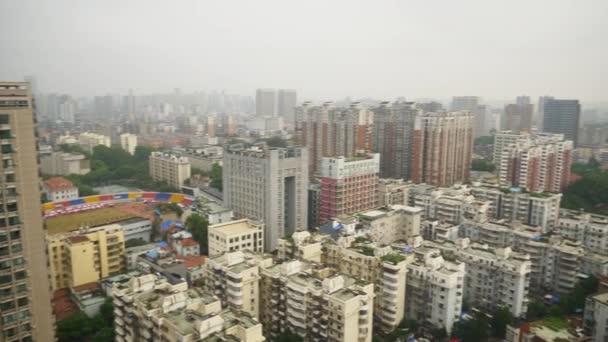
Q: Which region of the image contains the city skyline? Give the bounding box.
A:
[1,0,607,103]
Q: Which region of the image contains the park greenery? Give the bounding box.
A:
[57,298,114,342]
[59,144,180,195]
[562,157,608,214]
[474,135,494,145]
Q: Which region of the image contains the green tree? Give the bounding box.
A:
[265,136,289,148]
[474,136,494,145]
[490,307,514,339]
[210,164,223,191]
[471,159,496,172]
[273,329,303,342]
[451,312,490,342]
[57,312,95,342]
[526,300,547,320]
[134,145,155,162]
[185,213,209,254]
[125,238,148,248]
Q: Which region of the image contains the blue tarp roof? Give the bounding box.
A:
[160,220,183,230]
[155,241,168,248]
[146,250,159,258]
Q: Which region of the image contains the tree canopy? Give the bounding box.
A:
[264,136,289,148]
[563,158,608,214]
[474,136,494,145]
[186,213,209,254]
[471,159,496,172]
[209,164,223,191]
[57,298,114,342]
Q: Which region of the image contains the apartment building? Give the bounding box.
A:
[259,259,374,342]
[112,274,264,342]
[40,151,91,175]
[372,101,419,180]
[323,238,412,332]
[319,153,380,223]
[378,178,411,206]
[557,209,608,255]
[354,205,422,246]
[223,145,308,251]
[295,101,373,173]
[424,239,531,317]
[503,100,534,133]
[411,111,474,186]
[208,219,265,257]
[406,247,465,334]
[47,224,126,290]
[78,132,111,153]
[203,250,273,318]
[277,231,326,263]
[494,131,573,193]
[119,133,137,155]
[584,292,608,342]
[42,176,79,201]
[0,82,54,340]
[149,152,191,189]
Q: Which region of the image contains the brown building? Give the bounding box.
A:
[504,102,534,133]
[372,101,420,180]
[295,101,373,174]
[412,111,474,186]
[0,82,55,340]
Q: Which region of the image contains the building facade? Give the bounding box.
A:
[149,152,191,189]
[208,219,265,257]
[223,145,308,251]
[119,133,137,155]
[78,132,111,153]
[319,153,380,223]
[42,176,79,202]
[411,111,474,186]
[256,89,276,116]
[542,99,581,145]
[0,82,55,340]
[40,151,91,175]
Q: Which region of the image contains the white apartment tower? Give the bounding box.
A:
[119,133,138,155]
[149,152,191,189]
[223,145,308,251]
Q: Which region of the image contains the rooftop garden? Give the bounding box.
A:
[381,253,406,265]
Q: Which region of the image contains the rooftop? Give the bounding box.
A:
[46,207,136,235]
[44,177,76,192]
[210,219,260,235]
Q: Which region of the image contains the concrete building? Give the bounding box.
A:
[47,224,126,290]
[118,218,153,242]
[119,133,137,155]
[372,101,419,180]
[276,231,327,263]
[223,145,308,251]
[494,131,573,193]
[584,292,608,342]
[503,99,534,133]
[172,146,223,172]
[193,200,233,225]
[319,153,380,223]
[542,99,581,145]
[308,182,321,229]
[557,210,608,255]
[259,260,374,342]
[208,219,265,257]
[425,239,531,317]
[412,111,474,186]
[0,82,55,340]
[277,89,297,125]
[149,152,191,189]
[296,101,374,173]
[78,132,111,153]
[203,250,273,318]
[451,96,488,137]
[112,274,265,342]
[406,246,465,334]
[42,176,79,202]
[40,151,91,175]
[351,205,422,246]
[378,178,411,206]
[256,88,276,116]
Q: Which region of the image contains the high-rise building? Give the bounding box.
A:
[319,153,380,223]
[149,152,191,189]
[411,111,474,186]
[372,101,419,180]
[495,131,573,193]
[255,88,276,116]
[0,82,55,340]
[295,101,373,173]
[119,133,137,155]
[542,99,581,145]
[536,95,554,130]
[452,96,487,137]
[503,97,534,133]
[223,145,308,251]
[277,89,297,124]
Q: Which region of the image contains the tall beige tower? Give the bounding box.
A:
[0,82,55,340]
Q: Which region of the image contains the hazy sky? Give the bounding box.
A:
[1,0,606,102]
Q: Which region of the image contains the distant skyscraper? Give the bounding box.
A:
[503,96,534,133]
[277,89,297,124]
[256,89,276,116]
[537,96,554,130]
[372,101,419,180]
[412,111,474,186]
[0,82,55,340]
[295,102,373,173]
[416,101,443,113]
[223,145,308,251]
[543,99,581,145]
[452,96,487,137]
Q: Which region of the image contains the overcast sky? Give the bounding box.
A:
[1,0,606,102]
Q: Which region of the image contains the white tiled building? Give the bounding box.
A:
[208,219,264,257]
